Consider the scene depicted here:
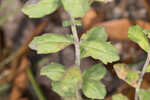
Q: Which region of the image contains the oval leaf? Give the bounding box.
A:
[22,0,61,18]
[81,26,107,42]
[82,80,106,99]
[29,34,73,54]
[61,66,82,96]
[82,63,107,81]
[112,93,129,100]
[128,25,150,52]
[61,0,90,18]
[80,41,119,64]
[40,63,66,81]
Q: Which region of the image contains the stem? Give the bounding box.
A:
[135,51,150,100]
[70,17,80,67]
[70,16,82,100]
[27,68,46,100]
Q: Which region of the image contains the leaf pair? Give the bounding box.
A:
[29,26,120,65]
[80,26,119,64]
[41,63,107,99]
[22,0,90,18]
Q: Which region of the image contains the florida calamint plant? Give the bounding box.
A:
[21,0,134,100]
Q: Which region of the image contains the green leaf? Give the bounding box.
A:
[80,41,119,64]
[52,81,69,97]
[29,34,73,54]
[40,63,66,81]
[61,0,90,18]
[146,64,150,73]
[139,89,150,100]
[81,26,108,42]
[82,63,107,81]
[128,25,150,52]
[61,66,82,96]
[22,0,61,18]
[82,80,106,99]
[125,70,139,84]
[112,93,129,100]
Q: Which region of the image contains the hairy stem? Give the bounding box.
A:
[135,51,150,100]
[70,16,82,100]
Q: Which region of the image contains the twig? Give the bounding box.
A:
[70,16,80,67]
[135,51,150,100]
[27,68,46,100]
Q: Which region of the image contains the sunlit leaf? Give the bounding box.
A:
[82,63,107,80]
[82,80,106,99]
[80,41,119,64]
[128,25,150,52]
[112,93,129,100]
[29,34,73,54]
[61,0,90,18]
[139,89,150,100]
[22,0,61,18]
[61,66,82,96]
[40,63,66,81]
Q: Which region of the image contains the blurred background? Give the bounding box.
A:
[1,0,150,100]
